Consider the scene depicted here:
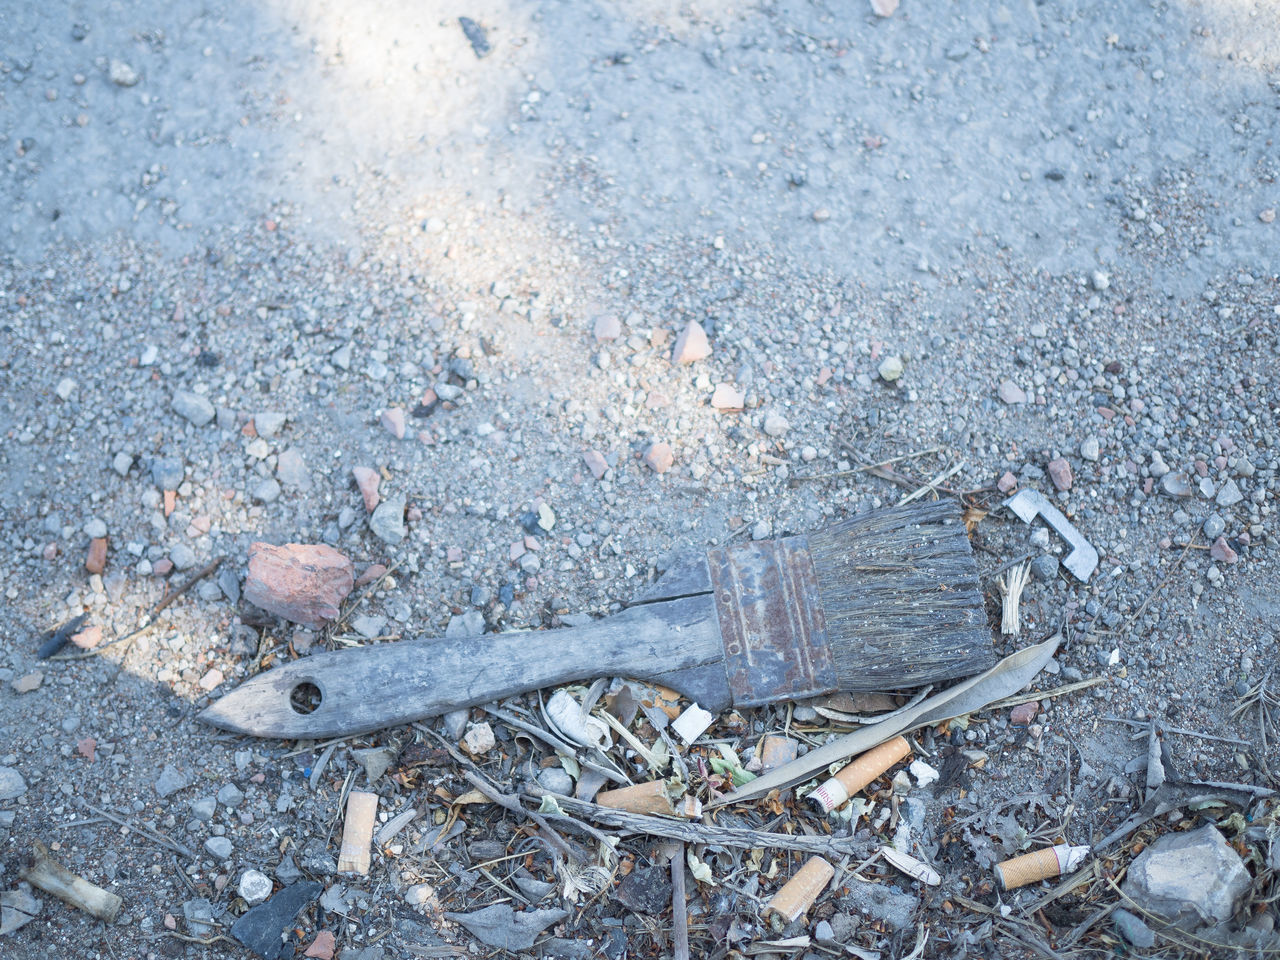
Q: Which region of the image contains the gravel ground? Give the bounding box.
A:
[1,1,1278,958]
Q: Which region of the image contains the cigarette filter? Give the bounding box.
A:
[807,736,912,813]
[764,856,835,925]
[994,843,1090,890]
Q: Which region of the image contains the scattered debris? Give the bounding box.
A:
[881,847,940,886]
[458,17,491,59]
[337,791,378,875]
[444,903,568,951]
[596,780,702,818]
[35,613,88,659]
[1003,490,1098,581]
[20,841,121,922]
[670,703,715,745]
[996,560,1031,634]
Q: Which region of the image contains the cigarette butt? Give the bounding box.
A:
[994,844,1091,890]
[596,780,701,819]
[808,736,912,813]
[337,791,379,874]
[22,841,122,922]
[764,856,835,924]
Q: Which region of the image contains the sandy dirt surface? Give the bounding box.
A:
[1,1,1278,958]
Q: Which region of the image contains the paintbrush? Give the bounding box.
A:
[199,500,995,739]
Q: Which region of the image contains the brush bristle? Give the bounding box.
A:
[806,500,993,690]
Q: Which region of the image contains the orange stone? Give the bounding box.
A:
[244,542,355,627]
[85,537,108,574]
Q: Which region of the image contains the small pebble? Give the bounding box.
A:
[643,442,674,473]
[877,355,904,382]
[998,381,1027,404]
[205,836,233,860]
[1047,458,1073,491]
[238,869,274,906]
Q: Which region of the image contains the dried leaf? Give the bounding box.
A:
[444,903,567,951]
[538,796,565,816]
[686,848,715,886]
[962,506,988,534]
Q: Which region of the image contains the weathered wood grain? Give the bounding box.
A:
[201,593,727,739]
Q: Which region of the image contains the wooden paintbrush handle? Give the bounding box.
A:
[201,593,726,738]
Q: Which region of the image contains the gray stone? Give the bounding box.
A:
[231,882,321,956]
[1216,478,1244,507]
[537,766,575,795]
[1203,514,1226,539]
[170,544,198,571]
[1030,555,1059,582]
[0,766,26,800]
[252,478,282,503]
[762,412,789,437]
[1122,824,1250,929]
[112,452,133,476]
[218,567,241,603]
[238,869,274,906]
[352,614,387,639]
[442,708,471,740]
[84,518,108,538]
[155,763,190,798]
[151,457,184,490]
[998,380,1027,404]
[1,887,42,936]
[183,897,214,937]
[1080,438,1100,461]
[254,412,287,437]
[445,610,485,638]
[353,745,396,783]
[276,448,311,491]
[205,836,233,860]
[217,782,245,808]
[1112,908,1156,948]
[191,797,217,821]
[173,390,215,427]
[877,356,904,382]
[275,853,302,884]
[1160,472,1193,497]
[369,494,406,544]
